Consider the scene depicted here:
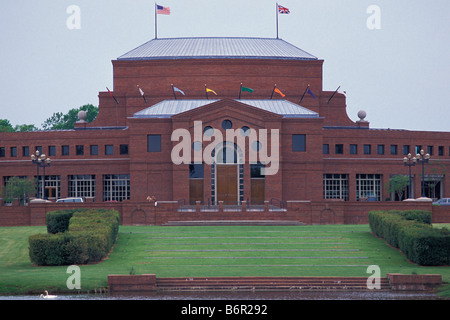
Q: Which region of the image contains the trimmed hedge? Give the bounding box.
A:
[369,210,450,266]
[46,209,85,234]
[29,209,120,266]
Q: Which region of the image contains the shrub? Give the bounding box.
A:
[369,210,450,266]
[46,209,86,234]
[29,209,120,266]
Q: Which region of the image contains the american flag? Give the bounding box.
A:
[278,5,290,14]
[156,4,170,15]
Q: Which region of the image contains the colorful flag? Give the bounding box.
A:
[156,4,170,15]
[338,88,347,97]
[241,86,254,93]
[274,87,285,97]
[173,86,185,95]
[206,88,217,95]
[106,87,119,104]
[278,5,290,14]
[137,85,147,104]
[307,88,316,99]
[239,84,254,99]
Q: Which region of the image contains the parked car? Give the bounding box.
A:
[56,197,84,203]
[432,198,450,206]
[30,198,52,203]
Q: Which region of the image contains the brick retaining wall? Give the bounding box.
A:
[0,199,445,227]
[107,274,442,294]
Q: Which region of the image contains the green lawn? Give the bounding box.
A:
[0,224,449,295]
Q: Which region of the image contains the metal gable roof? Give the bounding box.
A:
[132,99,319,118]
[117,37,318,61]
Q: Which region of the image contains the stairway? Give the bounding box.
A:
[155,276,391,291]
[162,220,305,226]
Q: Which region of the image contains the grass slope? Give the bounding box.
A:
[0,224,448,295]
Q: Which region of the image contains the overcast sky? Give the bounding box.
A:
[0,0,449,131]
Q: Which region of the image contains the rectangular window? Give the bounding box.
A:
[438,146,444,156]
[350,144,358,155]
[76,145,84,156]
[10,147,17,157]
[364,144,371,155]
[68,175,95,198]
[323,144,329,154]
[377,144,385,155]
[335,144,344,154]
[250,163,265,179]
[48,146,56,156]
[103,174,130,202]
[403,145,410,155]
[0,147,5,158]
[415,145,422,154]
[427,146,433,156]
[189,163,204,179]
[292,134,306,152]
[90,145,98,155]
[23,146,29,157]
[35,146,42,154]
[105,145,114,155]
[323,174,349,201]
[147,135,162,152]
[356,174,381,201]
[62,145,70,156]
[390,145,398,155]
[120,144,129,155]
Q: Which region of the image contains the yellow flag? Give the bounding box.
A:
[206,88,217,95]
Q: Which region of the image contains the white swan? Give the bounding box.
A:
[40,290,57,299]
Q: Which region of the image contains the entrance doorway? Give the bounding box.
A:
[250,162,265,205]
[45,187,57,200]
[211,142,243,205]
[217,165,238,204]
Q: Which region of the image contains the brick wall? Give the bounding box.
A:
[1,199,441,227]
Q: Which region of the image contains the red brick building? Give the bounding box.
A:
[1,37,449,214]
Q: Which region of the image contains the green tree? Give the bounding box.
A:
[41,104,98,130]
[1,177,36,205]
[0,119,15,132]
[387,175,410,201]
[14,124,39,132]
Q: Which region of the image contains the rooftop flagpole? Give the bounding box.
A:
[155,3,158,39]
[276,2,279,39]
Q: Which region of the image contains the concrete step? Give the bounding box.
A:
[155,276,391,291]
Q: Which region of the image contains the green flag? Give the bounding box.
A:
[241,86,254,93]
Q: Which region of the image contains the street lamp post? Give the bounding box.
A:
[31,150,51,199]
[415,149,430,198]
[403,153,416,199]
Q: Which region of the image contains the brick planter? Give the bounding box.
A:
[387,274,442,291]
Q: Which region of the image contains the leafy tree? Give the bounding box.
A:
[1,177,36,205]
[42,104,98,130]
[0,120,38,132]
[14,124,39,132]
[387,175,410,201]
[0,119,15,132]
